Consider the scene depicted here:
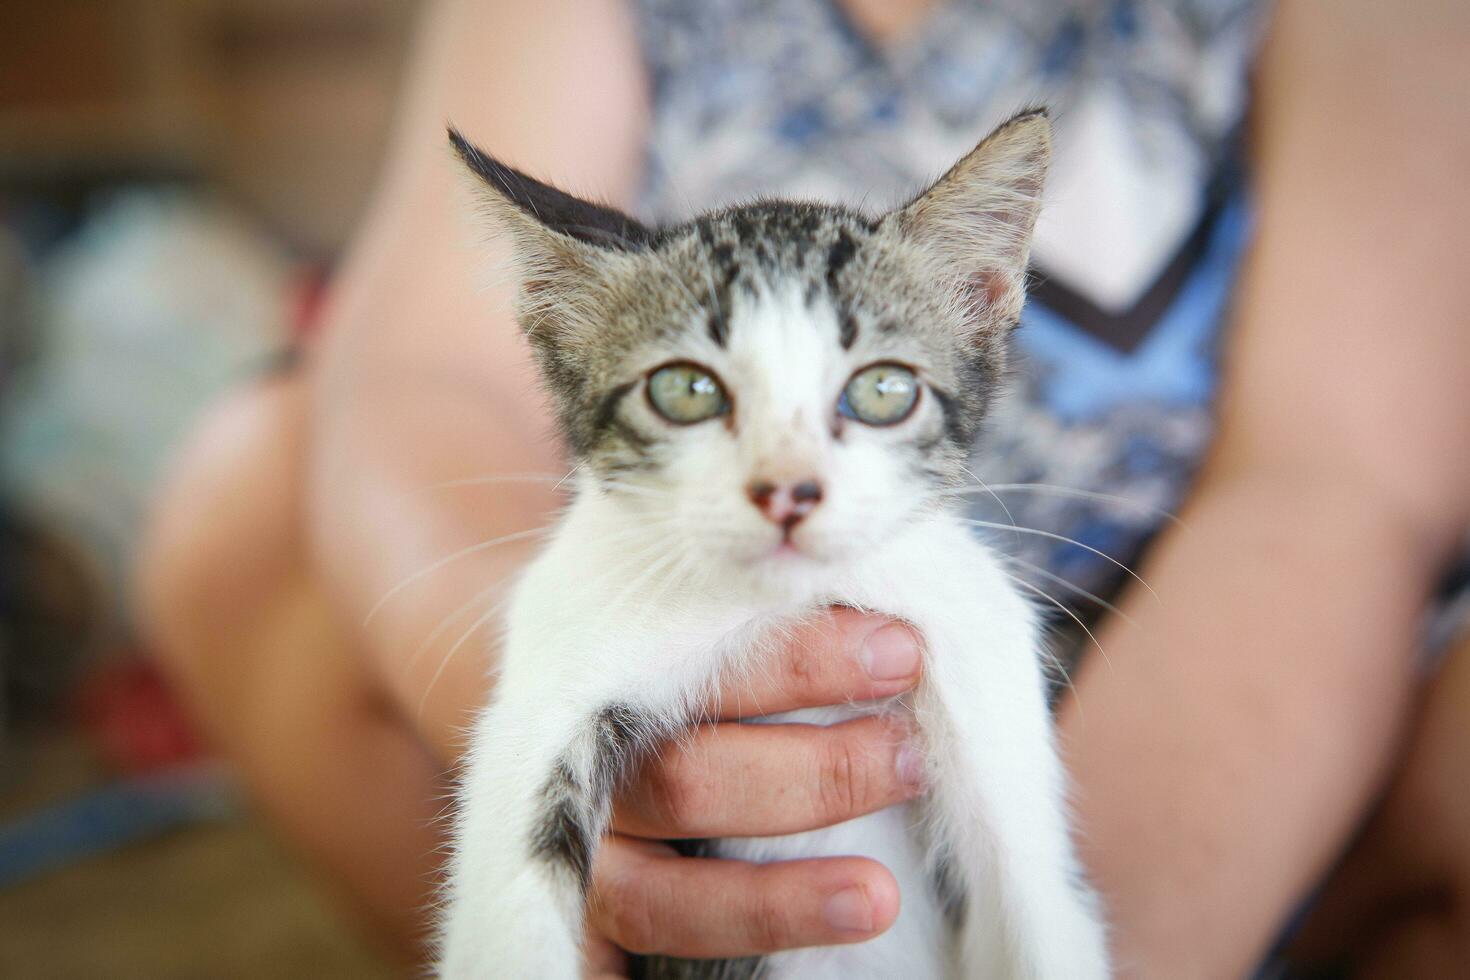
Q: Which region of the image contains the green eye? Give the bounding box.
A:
[647,363,729,424]
[839,363,919,425]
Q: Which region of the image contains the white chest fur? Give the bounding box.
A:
[437,489,1110,978]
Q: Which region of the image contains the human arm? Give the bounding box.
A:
[1057,1,1470,974]
[306,0,650,752]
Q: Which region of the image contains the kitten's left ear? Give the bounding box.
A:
[887,108,1052,333]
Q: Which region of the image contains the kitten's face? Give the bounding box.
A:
[556,212,984,571]
[452,111,1049,576]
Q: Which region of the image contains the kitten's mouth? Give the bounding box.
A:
[732,525,830,567]
[769,526,823,562]
[735,528,809,564]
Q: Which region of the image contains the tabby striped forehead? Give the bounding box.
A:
[681,202,879,351]
[566,201,989,479]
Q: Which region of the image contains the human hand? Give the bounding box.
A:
[580,608,927,977]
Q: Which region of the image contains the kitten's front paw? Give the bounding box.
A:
[1025,893,1110,980]
[437,877,584,979]
[438,930,582,980]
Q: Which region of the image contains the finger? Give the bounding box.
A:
[581,931,628,979]
[614,716,925,838]
[708,607,923,720]
[588,837,900,958]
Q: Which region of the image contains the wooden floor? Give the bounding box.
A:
[0,735,393,980]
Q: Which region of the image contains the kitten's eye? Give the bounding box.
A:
[839,363,919,426]
[647,362,729,424]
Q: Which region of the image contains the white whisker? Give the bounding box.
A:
[553,463,583,492]
[964,519,1158,601]
[407,577,513,671]
[1002,556,1134,625]
[960,483,1186,528]
[959,463,1020,546]
[364,526,547,626]
[1005,569,1110,678]
[429,473,569,491]
[417,596,510,719]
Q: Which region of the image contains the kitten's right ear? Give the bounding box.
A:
[449,128,654,252]
[449,128,652,340]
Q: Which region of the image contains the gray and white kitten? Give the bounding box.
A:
[437,110,1109,979]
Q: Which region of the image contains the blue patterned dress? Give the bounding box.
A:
[633,0,1268,641]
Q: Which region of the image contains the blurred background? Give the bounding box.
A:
[1,1,419,975]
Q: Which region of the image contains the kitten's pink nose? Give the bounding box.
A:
[746,478,824,531]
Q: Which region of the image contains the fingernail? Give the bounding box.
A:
[861,622,921,681]
[823,886,874,933]
[895,744,926,793]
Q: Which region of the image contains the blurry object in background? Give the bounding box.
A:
[0,761,234,891]
[0,0,418,255]
[0,726,390,979]
[74,656,201,775]
[1428,554,1470,660]
[0,188,389,976]
[0,190,292,629]
[0,222,31,380]
[0,0,199,174]
[0,516,99,736]
[0,217,101,746]
[0,4,416,974]
[205,0,419,254]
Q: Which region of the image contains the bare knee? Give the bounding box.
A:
[136,374,312,690]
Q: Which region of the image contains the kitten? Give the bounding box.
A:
[438,109,1109,979]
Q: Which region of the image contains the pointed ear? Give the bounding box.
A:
[449,127,654,251]
[888,108,1051,333]
[448,127,651,345]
